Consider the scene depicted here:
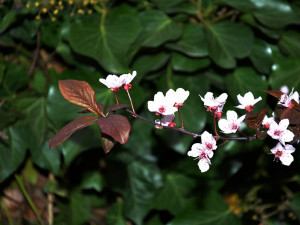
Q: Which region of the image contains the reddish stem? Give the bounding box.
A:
[126,90,135,113]
[114,92,119,104]
[177,107,184,129]
[214,115,219,140]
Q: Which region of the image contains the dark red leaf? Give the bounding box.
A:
[59,80,104,117]
[49,116,98,149]
[264,90,284,99]
[100,133,115,154]
[256,130,267,139]
[245,107,268,129]
[77,109,90,113]
[280,107,300,124]
[97,114,131,144]
[98,102,105,113]
[107,104,128,113]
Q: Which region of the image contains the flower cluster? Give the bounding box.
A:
[99,70,297,173]
[147,88,189,128]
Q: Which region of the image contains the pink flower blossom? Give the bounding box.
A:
[99,75,123,92]
[270,142,295,166]
[262,112,275,129]
[218,110,246,134]
[267,119,294,145]
[120,71,137,91]
[187,143,214,172]
[201,131,217,151]
[148,92,178,116]
[200,92,228,118]
[279,88,299,109]
[166,88,190,108]
[155,114,176,127]
[235,92,262,112]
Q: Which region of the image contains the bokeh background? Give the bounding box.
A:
[1,0,300,224]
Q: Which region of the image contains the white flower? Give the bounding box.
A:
[120,71,137,90]
[218,110,246,134]
[280,85,289,94]
[148,92,178,116]
[200,92,228,118]
[262,112,275,129]
[99,75,123,92]
[201,131,217,151]
[267,119,294,145]
[166,88,190,107]
[155,114,176,127]
[279,88,299,109]
[235,92,262,112]
[270,142,295,166]
[187,143,214,172]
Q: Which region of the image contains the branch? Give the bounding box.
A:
[123,109,257,141]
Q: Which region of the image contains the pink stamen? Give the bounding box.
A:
[245,105,254,112]
[158,106,166,114]
[274,130,281,136]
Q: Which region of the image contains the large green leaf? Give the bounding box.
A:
[106,201,127,225]
[225,67,267,109]
[249,39,273,74]
[69,14,141,73]
[172,52,210,72]
[0,127,28,182]
[135,10,181,47]
[153,173,196,215]
[205,21,254,69]
[123,162,163,225]
[166,23,208,57]
[0,10,16,33]
[279,31,300,56]
[269,57,300,90]
[167,192,242,225]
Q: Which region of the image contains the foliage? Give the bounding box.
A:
[0,0,300,225]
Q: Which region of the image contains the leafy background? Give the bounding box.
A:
[1,0,300,224]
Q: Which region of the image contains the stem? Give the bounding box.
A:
[126,90,135,113]
[123,108,257,141]
[1,198,14,225]
[28,30,41,76]
[218,140,229,148]
[177,107,184,129]
[47,173,54,225]
[114,92,119,104]
[214,115,219,140]
[15,174,44,225]
[100,0,107,29]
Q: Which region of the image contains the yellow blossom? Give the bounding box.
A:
[53,9,59,15]
[34,1,39,7]
[41,8,47,13]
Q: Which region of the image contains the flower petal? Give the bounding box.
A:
[198,159,210,172]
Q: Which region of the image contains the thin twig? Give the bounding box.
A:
[123,109,257,141]
[28,30,41,76]
[1,198,14,225]
[47,173,54,225]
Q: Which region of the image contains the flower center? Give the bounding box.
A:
[231,124,238,130]
[123,83,132,91]
[110,87,119,92]
[275,150,282,158]
[274,130,281,136]
[158,106,166,114]
[288,102,294,109]
[206,143,212,150]
[200,152,207,159]
[245,105,254,112]
[263,123,270,129]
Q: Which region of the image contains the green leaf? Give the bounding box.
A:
[225,67,267,109]
[249,39,273,74]
[0,127,28,182]
[69,14,141,73]
[136,10,181,47]
[166,23,208,57]
[81,171,104,192]
[172,52,210,72]
[123,162,163,225]
[9,26,35,44]
[167,192,242,225]
[33,71,46,94]
[269,57,300,90]
[279,31,300,56]
[0,10,16,33]
[153,173,196,215]
[132,52,170,83]
[205,21,254,69]
[106,201,127,225]
[55,189,91,225]
[0,63,4,85]
[291,193,300,222]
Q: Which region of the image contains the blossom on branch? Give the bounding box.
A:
[155,114,176,127]
[235,92,262,112]
[166,88,190,108]
[187,143,214,172]
[120,71,137,91]
[99,75,123,92]
[270,142,295,166]
[201,131,217,151]
[218,110,246,134]
[267,119,294,145]
[148,92,178,116]
[200,92,228,118]
[262,113,275,129]
[278,88,299,109]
